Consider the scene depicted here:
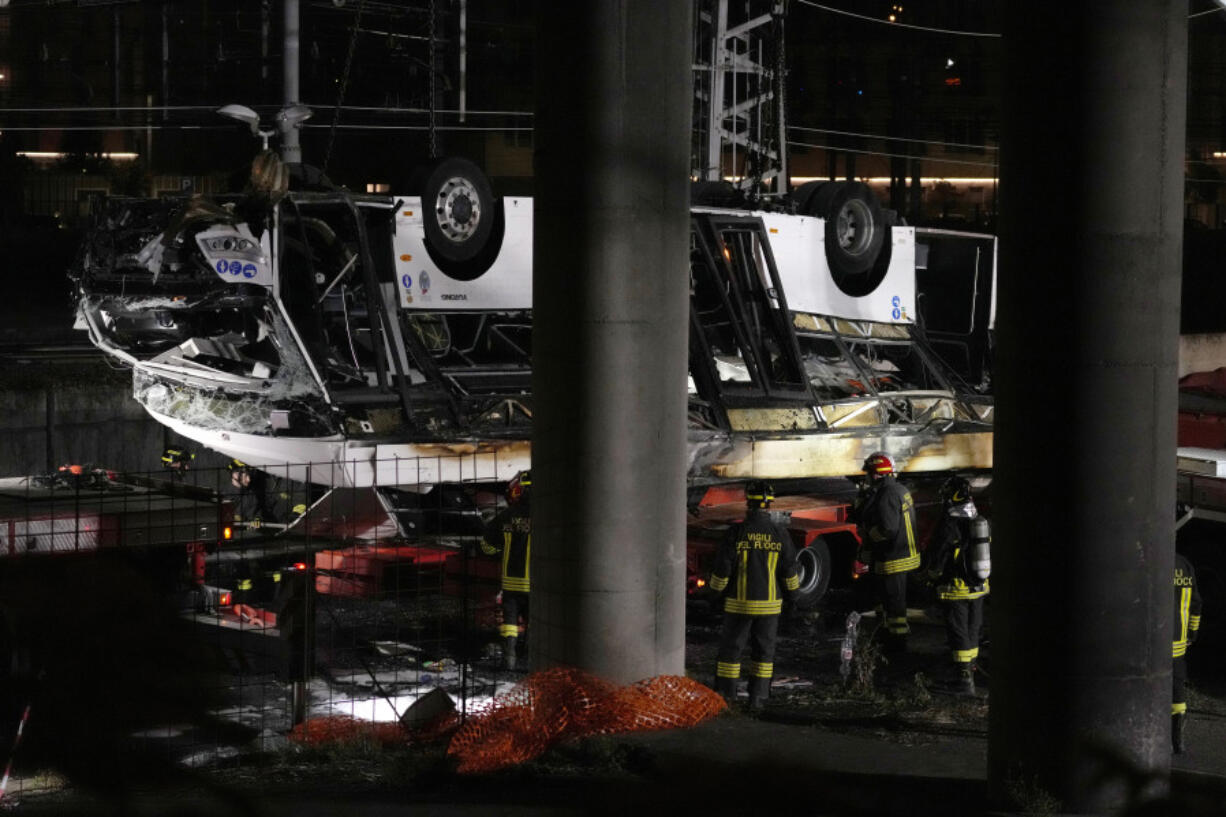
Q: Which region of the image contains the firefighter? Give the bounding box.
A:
[925,476,990,695]
[481,470,532,671]
[160,446,194,475]
[1173,551,1202,754]
[228,459,290,529]
[852,451,920,653]
[709,481,800,710]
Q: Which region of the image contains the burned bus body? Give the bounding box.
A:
[71,160,994,492]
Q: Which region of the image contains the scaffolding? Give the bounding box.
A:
[692,0,789,196]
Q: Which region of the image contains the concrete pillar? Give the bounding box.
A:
[530,1,692,683]
[990,2,1186,813]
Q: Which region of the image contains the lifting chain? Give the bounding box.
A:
[772,3,788,190]
[428,0,438,158]
[322,0,367,175]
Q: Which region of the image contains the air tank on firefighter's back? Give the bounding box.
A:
[968,516,992,583]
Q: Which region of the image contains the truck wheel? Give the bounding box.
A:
[411,157,501,279]
[793,537,832,610]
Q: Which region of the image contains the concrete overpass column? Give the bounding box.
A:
[990,2,1187,812]
[529,2,693,682]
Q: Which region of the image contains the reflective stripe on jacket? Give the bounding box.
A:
[857,476,919,575]
[1174,553,1202,659]
[709,509,800,616]
[482,504,531,593]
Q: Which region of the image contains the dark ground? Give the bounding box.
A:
[7,579,1226,817]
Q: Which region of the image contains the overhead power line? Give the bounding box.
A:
[0,105,220,114]
[788,139,999,168]
[0,123,532,134]
[330,105,532,117]
[304,123,531,132]
[0,103,533,118]
[797,2,1219,36]
[0,125,234,132]
[795,1,1001,38]
[789,124,997,152]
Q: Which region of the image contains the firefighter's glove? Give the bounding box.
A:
[852,559,870,578]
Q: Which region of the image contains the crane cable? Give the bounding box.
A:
[323,0,367,174]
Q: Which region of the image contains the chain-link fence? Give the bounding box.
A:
[0,455,516,800]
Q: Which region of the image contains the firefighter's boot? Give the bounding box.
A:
[713,675,737,704]
[1172,712,1187,755]
[956,665,976,696]
[502,636,518,671]
[883,632,908,655]
[747,677,771,711]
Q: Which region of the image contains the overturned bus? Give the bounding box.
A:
[70,156,995,493]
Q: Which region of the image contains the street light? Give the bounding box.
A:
[276,105,313,138]
[218,104,272,149]
[217,103,313,159]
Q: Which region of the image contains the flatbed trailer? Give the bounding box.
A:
[1177,447,1226,526]
[0,470,321,683]
[0,471,228,557]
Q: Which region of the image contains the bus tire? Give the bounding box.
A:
[412,157,498,270]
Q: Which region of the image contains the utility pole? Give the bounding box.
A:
[281,0,302,163]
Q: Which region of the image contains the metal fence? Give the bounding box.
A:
[0,455,514,799]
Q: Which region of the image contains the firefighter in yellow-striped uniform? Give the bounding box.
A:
[160,446,194,477]
[481,471,532,671]
[925,476,991,695]
[852,452,919,653]
[709,481,800,710]
[1173,551,1202,754]
[227,459,307,530]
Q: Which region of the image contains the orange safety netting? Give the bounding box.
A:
[446,668,726,774]
[287,705,462,749]
[288,715,412,748]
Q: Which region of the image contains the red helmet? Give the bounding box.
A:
[507,470,532,504]
[862,452,894,477]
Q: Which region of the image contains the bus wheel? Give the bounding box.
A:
[412,157,498,270]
